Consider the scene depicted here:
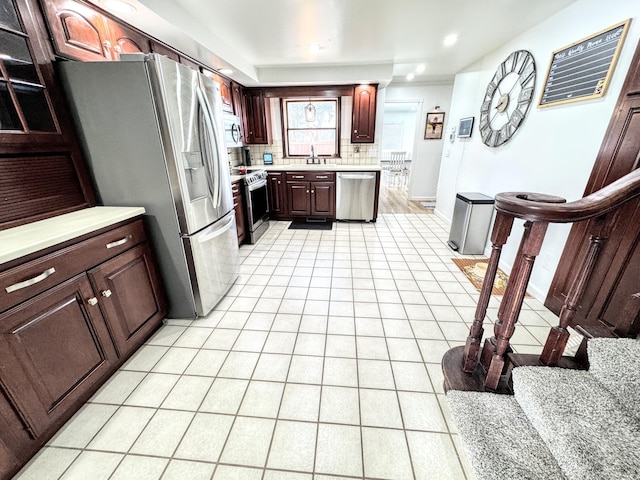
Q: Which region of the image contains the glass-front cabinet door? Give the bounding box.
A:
[0,0,58,135]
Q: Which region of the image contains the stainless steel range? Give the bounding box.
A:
[244,170,270,243]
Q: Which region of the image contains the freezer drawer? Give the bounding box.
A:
[183,210,238,316]
[336,172,376,221]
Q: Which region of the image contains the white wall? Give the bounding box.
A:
[434,0,640,301]
[383,82,454,200]
[382,110,419,155]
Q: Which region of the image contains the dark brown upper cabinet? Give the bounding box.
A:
[41,0,149,61]
[232,81,244,117]
[351,84,378,143]
[202,69,233,113]
[0,0,95,230]
[243,88,271,144]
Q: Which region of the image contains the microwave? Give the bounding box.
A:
[223,113,243,148]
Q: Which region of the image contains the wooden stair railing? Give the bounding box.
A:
[444,168,640,393]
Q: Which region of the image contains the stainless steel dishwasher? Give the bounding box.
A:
[336,171,377,221]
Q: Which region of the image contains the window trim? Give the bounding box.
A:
[280,97,341,158]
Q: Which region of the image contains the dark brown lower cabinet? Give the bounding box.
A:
[232,180,246,245]
[311,182,336,216]
[0,217,166,480]
[287,182,311,215]
[268,173,287,220]
[283,172,336,219]
[88,243,166,357]
[0,275,117,438]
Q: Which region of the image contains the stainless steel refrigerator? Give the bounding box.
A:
[60,53,238,318]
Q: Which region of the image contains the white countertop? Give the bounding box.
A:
[248,164,382,172]
[0,206,146,265]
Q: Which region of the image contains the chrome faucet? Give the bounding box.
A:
[307,144,322,164]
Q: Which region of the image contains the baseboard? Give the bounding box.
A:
[433,208,451,224]
[410,196,437,202]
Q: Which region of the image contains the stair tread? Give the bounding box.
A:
[447,390,566,480]
[588,338,640,423]
[513,366,640,480]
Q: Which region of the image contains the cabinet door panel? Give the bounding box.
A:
[0,275,116,436]
[107,21,150,57]
[220,80,233,113]
[243,89,271,144]
[287,182,310,215]
[268,173,285,218]
[43,0,111,61]
[233,193,246,244]
[89,244,165,357]
[311,182,335,216]
[351,84,377,143]
[232,82,244,120]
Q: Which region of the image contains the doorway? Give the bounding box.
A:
[379,101,424,213]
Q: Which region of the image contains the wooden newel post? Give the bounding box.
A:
[462,212,513,372]
[485,221,549,391]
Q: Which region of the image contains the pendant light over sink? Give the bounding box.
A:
[305,100,316,122]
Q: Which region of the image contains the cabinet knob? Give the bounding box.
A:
[354,129,358,133]
[311,190,315,193]
[306,190,309,193]
[88,297,98,306]
[102,289,112,298]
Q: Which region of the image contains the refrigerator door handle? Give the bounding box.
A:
[195,86,221,208]
[197,212,235,243]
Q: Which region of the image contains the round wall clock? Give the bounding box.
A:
[479,50,536,147]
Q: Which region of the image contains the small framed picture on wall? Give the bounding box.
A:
[425,112,445,140]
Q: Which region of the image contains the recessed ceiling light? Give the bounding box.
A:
[219,68,234,75]
[406,73,415,81]
[415,64,426,73]
[444,34,458,47]
[104,0,136,13]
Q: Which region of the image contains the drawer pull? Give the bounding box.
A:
[87,297,98,306]
[292,175,305,179]
[315,175,328,179]
[106,235,132,249]
[101,289,112,298]
[6,268,56,293]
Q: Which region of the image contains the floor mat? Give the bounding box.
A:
[452,257,516,295]
[288,221,333,230]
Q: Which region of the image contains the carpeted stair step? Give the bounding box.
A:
[513,366,640,480]
[587,337,640,422]
[447,390,566,480]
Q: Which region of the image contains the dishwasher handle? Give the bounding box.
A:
[338,173,376,180]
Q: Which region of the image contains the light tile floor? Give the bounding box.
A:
[15,214,560,480]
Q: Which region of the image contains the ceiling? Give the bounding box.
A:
[102,0,578,86]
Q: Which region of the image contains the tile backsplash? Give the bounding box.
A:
[237,140,380,166]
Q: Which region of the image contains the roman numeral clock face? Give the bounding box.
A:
[479,50,536,147]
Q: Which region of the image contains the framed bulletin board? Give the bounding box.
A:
[538,19,631,107]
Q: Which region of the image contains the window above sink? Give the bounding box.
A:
[281,97,340,159]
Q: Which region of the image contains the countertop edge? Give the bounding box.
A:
[0,206,146,265]
[235,165,383,173]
